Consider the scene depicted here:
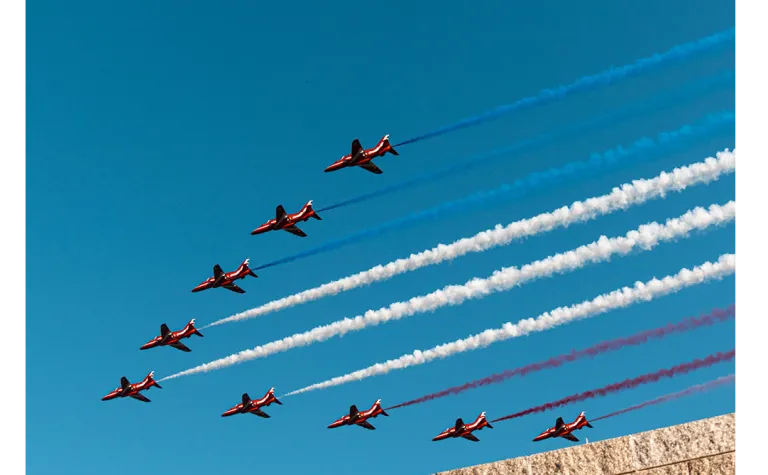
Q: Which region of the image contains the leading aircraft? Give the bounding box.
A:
[532,411,594,443]
[221,388,283,418]
[327,399,389,430]
[432,412,493,442]
[324,135,399,174]
[101,371,162,403]
[251,200,322,238]
[140,319,204,352]
[191,258,257,294]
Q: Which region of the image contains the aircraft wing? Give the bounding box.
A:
[275,205,289,226]
[223,283,246,294]
[250,409,271,418]
[357,420,376,430]
[461,433,480,442]
[351,139,364,161]
[130,394,151,403]
[213,264,225,283]
[561,433,579,442]
[360,162,383,174]
[170,341,192,352]
[283,225,307,237]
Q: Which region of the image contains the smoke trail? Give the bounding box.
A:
[393,29,734,147]
[319,70,734,213]
[490,350,735,423]
[384,306,734,410]
[210,150,736,328]
[591,374,735,423]
[283,254,735,396]
[162,206,735,382]
[255,112,734,271]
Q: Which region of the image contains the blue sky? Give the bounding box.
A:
[27,1,734,474]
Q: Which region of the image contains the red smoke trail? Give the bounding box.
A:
[490,349,735,423]
[385,306,735,410]
[591,374,734,422]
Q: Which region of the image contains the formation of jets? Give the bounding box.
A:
[102,134,599,446]
[182,136,395,294]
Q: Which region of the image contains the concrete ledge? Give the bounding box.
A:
[436,413,734,475]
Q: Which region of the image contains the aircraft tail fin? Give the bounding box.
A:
[188,319,204,337]
[382,134,399,156]
[373,399,388,416]
[241,258,258,278]
[146,371,162,389]
[302,200,322,220]
[267,387,283,405]
[479,411,492,429]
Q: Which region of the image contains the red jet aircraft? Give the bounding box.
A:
[101,371,162,403]
[432,412,493,442]
[324,135,399,174]
[532,411,593,443]
[327,399,389,430]
[140,319,204,352]
[191,258,258,294]
[251,200,322,238]
[221,388,283,418]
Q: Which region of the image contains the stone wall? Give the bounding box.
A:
[436,413,734,475]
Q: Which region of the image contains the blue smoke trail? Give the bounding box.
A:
[318,70,734,213]
[393,28,734,147]
[255,111,734,270]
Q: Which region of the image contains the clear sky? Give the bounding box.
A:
[27,1,734,474]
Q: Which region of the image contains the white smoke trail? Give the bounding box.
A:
[207,149,736,328]
[162,203,735,381]
[286,254,736,396]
